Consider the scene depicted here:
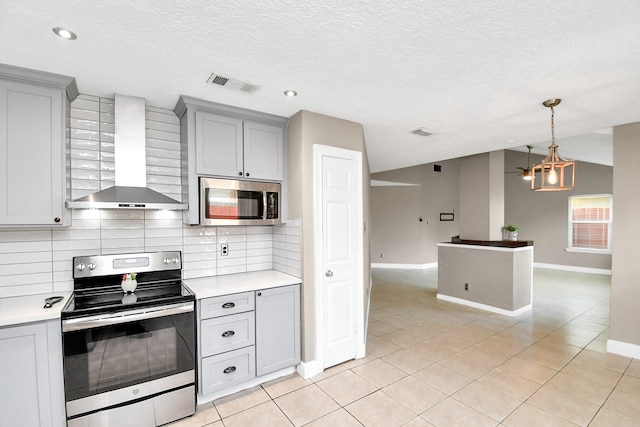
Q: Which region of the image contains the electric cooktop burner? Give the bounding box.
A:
[61,251,194,319]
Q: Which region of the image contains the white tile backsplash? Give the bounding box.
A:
[0,95,302,297]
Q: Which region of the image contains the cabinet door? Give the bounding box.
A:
[0,80,66,225]
[195,111,243,178]
[255,284,300,376]
[243,121,284,181]
[0,322,55,427]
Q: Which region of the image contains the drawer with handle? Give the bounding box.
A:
[200,346,256,395]
[199,291,255,319]
[201,311,255,357]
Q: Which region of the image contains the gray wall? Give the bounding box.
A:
[610,122,640,350]
[287,110,370,363]
[504,149,612,270]
[459,152,505,240]
[369,149,612,270]
[370,161,459,265]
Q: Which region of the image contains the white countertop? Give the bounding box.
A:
[184,270,301,299]
[0,291,72,327]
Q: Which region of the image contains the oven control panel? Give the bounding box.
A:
[73,251,182,278]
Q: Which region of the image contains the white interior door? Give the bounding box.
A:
[314,145,363,370]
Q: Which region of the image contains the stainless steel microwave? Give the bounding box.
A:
[199,177,280,226]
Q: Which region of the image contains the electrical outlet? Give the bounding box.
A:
[464,283,469,291]
[221,244,229,256]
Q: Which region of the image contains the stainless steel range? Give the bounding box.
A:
[61,251,195,427]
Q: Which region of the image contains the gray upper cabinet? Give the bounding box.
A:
[174,95,288,225]
[0,64,78,226]
[255,284,300,376]
[195,111,244,178]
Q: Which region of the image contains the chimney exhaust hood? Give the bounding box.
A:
[67,94,187,210]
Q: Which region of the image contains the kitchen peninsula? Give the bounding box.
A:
[437,238,534,316]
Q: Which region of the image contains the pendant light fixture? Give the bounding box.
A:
[531,98,576,191]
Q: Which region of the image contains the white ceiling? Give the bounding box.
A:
[2,0,637,172]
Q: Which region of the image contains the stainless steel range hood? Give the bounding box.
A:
[67,94,187,210]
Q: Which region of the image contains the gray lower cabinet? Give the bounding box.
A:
[256,285,301,376]
[0,320,66,427]
[197,284,300,397]
[0,64,77,226]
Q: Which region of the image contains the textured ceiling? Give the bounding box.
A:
[2,0,638,172]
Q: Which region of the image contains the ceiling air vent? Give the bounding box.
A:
[411,127,434,137]
[206,73,261,93]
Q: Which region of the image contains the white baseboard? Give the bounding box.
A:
[436,293,532,317]
[371,262,437,270]
[297,360,321,379]
[606,339,640,359]
[533,262,611,275]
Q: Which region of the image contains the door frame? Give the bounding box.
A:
[313,144,365,373]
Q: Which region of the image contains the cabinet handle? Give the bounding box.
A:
[238,171,243,176]
[221,330,235,338]
[223,366,236,374]
[54,217,61,223]
[245,172,250,177]
[222,302,235,309]
[257,292,262,297]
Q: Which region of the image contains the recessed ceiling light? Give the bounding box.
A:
[53,27,77,40]
[284,90,297,97]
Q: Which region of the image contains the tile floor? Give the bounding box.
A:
[169,268,640,426]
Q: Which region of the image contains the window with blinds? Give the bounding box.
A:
[568,195,612,251]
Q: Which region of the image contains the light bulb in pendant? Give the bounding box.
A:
[547,168,558,185]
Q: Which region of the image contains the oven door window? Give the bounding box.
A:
[205,188,263,220]
[62,311,194,402]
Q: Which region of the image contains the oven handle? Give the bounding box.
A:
[62,302,194,332]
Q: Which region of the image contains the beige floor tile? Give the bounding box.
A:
[274,384,340,426]
[309,362,350,382]
[380,329,426,348]
[402,416,435,426]
[202,421,223,427]
[616,374,640,397]
[428,332,476,352]
[627,359,640,378]
[602,389,640,420]
[316,370,377,406]
[561,358,622,388]
[420,397,497,427]
[409,339,457,362]
[438,353,497,379]
[527,386,600,425]
[452,381,521,422]
[382,345,436,373]
[517,344,577,371]
[501,403,578,427]
[304,408,363,427]
[412,363,473,395]
[366,336,403,357]
[499,356,558,384]
[383,376,447,413]
[401,323,446,340]
[345,390,416,427]
[261,373,312,399]
[352,358,407,388]
[213,386,271,418]
[341,353,379,369]
[167,404,220,427]
[572,348,632,373]
[545,372,612,405]
[222,401,293,427]
[589,407,640,426]
[367,319,400,336]
[476,368,540,401]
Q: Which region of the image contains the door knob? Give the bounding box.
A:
[325,270,333,277]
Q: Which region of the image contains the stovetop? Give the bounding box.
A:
[61,281,194,319]
[62,251,194,319]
